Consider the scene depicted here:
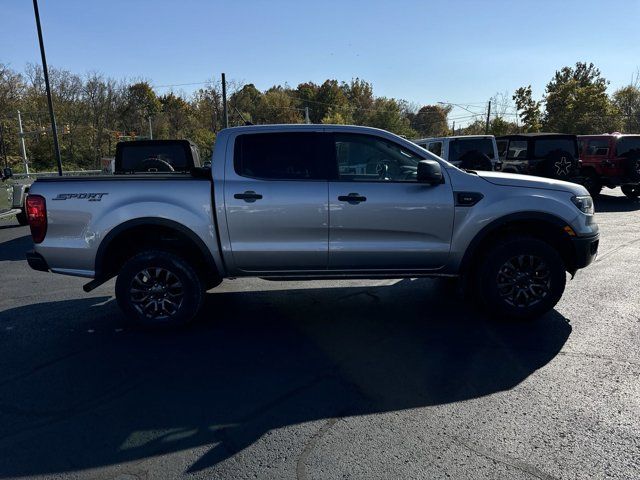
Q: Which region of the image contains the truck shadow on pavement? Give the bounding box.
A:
[0,234,31,261]
[0,278,571,477]
[595,192,640,212]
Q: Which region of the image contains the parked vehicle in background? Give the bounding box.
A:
[25,125,599,328]
[0,168,29,225]
[413,135,500,171]
[578,134,640,198]
[497,134,581,181]
[115,139,201,174]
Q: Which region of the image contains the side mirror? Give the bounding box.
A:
[2,167,12,180]
[417,160,443,185]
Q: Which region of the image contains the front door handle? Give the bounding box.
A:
[338,193,367,204]
[234,191,263,202]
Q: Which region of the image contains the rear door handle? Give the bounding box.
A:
[338,193,367,204]
[234,191,263,202]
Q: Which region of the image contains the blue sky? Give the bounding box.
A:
[2,0,639,122]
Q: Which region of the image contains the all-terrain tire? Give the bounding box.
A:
[476,236,566,320]
[621,184,640,199]
[581,170,602,197]
[626,156,640,182]
[115,250,204,329]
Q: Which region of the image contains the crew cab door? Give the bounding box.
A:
[223,131,330,273]
[327,132,454,270]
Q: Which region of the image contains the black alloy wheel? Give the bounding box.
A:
[496,254,551,308]
[115,250,204,328]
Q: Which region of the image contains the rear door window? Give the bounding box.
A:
[616,137,640,157]
[427,142,443,157]
[234,132,327,180]
[533,138,577,158]
[497,140,508,158]
[448,138,495,163]
[586,139,610,156]
[507,140,528,159]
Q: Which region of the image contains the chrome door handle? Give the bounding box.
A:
[338,193,367,204]
[234,191,263,202]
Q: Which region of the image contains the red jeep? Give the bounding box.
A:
[578,134,640,198]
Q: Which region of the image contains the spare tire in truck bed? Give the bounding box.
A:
[114,139,201,174]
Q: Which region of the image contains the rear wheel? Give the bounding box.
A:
[621,184,640,199]
[581,171,602,196]
[115,250,204,329]
[476,236,566,320]
[626,156,640,182]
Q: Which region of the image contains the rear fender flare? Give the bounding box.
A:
[94,217,219,279]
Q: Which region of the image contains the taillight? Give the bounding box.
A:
[26,194,47,243]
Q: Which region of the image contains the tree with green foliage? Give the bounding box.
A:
[513,85,541,132]
[612,83,640,133]
[543,62,621,134]
[410,104,451,137]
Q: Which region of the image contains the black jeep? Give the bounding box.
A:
[497,134,581,181]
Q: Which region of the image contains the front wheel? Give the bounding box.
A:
[476,236,566,320]
[621,184,640,199]
[115,250,204,329]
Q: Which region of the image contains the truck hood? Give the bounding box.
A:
[475,170,588,195]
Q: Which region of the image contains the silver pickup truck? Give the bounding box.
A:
[25,125,599,327]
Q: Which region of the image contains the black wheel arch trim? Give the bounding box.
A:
[94,217,219,281]
[459,211,573,273]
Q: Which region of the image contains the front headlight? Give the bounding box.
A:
[571,195,594,215]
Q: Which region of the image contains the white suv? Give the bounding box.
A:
[413,135,501,171]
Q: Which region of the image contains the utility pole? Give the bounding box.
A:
[452,120,455,136]
[485,100,491,135]
[148,116,153,140]
[17,111,30,175]
[304,107,311,124]
[221,73,229,129]
[32,0,62,176]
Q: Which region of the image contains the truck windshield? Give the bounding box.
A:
[448,138,495,163]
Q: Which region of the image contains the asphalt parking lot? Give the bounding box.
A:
[0,189,638,480]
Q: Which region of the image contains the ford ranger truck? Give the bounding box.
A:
[24,125,599,328]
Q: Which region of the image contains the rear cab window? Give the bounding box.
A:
[117,143,192,173]
[234,132,328,180]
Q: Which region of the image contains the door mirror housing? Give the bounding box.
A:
[2,167,12,180]
[417,160,443,185]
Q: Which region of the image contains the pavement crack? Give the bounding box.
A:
[454,437,559,480]
[296,416,341,480]
[596,236,640,262]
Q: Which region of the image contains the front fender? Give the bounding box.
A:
[447,191,583,272]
